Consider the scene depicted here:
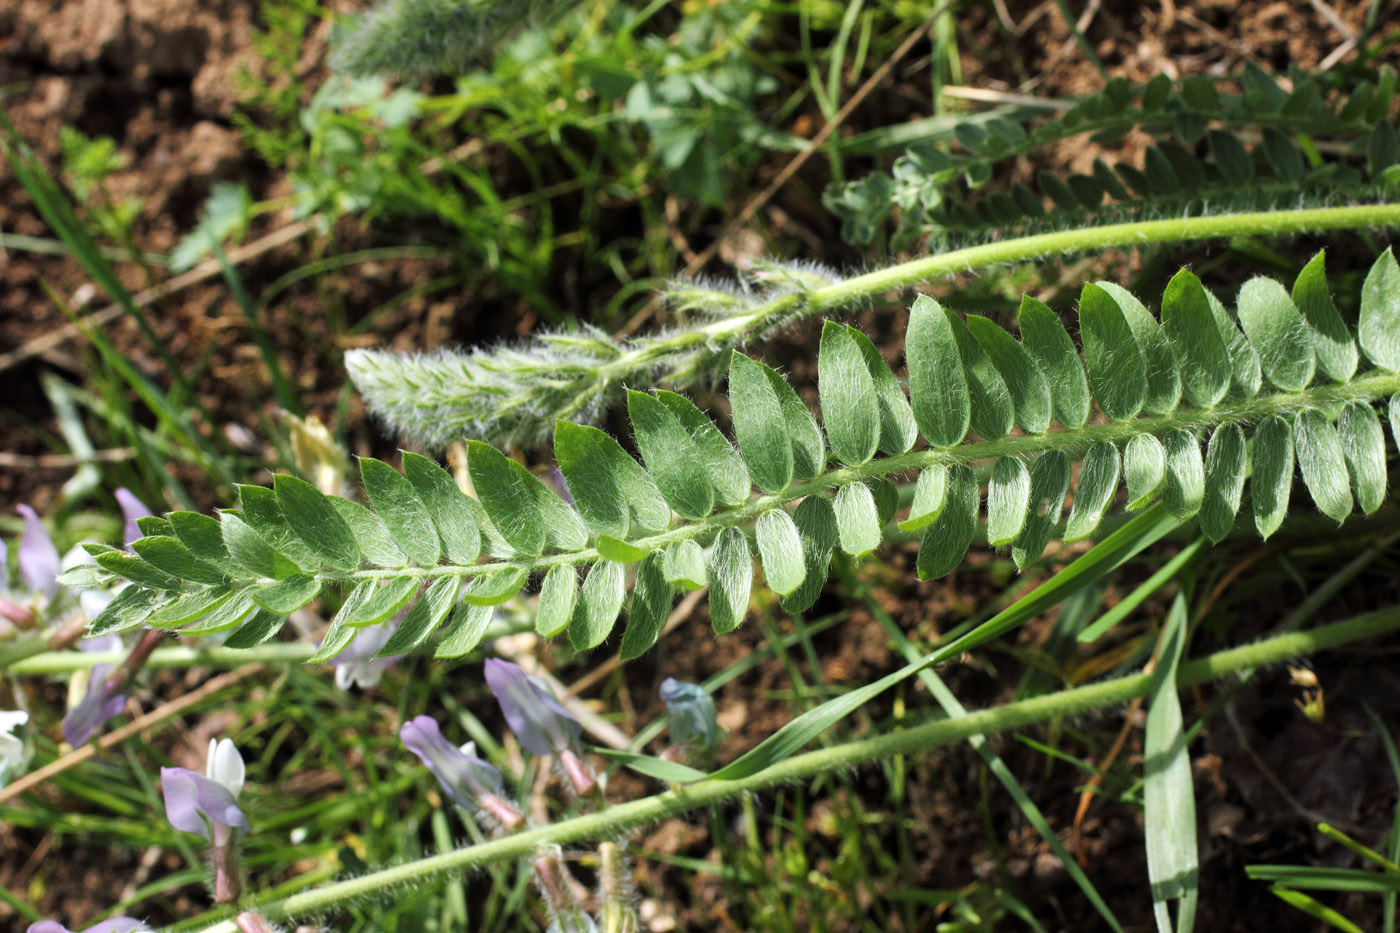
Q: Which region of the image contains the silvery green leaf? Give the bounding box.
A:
[621,552,675,660]
[1080,282,1147,421]
[844,325,917,455]
[401,451,483,564]
[627,390,716,519]
[1235,277,1314,391]
[708,527,752,635]
[899,465,948,532]
[663,539,707,591]
[382,576,459,654]
[833,481,881,558]
[328,498,409,568]
[361,457,440,567]
[947,311,1014,440]
[1018,295,1090,429]
[1337,401,1387,515]
[818,321,880,466]
[535,565,578,638]
[1125,434,1167,511]
[1198,424,1246,542]
[756,507,806,595]
[1295,409,1353,523]
[1161,269,1230,408]
[917,464,978,580]
[780,495,837,615]
[729,351,794,493]
[569,560,627,650]
[966,314,1052,434]
[986,457,1031,547]
[1292,251,1356,383]
[1096,281,1181,415]
[1359,247,1400,371]
[274,474,362,572]
[906,295,970,448]
[1012,451,1070,569]
[1065,442,1120,541]
[1251,416,1294,540]
[655,390,751,506]
[1162,430,1204,519]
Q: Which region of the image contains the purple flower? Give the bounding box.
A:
[330,618,401,691]
[113,489,152,548]
[16,505,60,598]
[400,716,523,829]
[28,920,150,933]
[61,636,127,747]
[484,659,594,794]
[161,738,248,842]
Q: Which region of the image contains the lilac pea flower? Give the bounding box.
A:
[484,658,594,795]
[61,636,127,748]
[330,618,401,691]
[161,738,248,841]
[113,488,152,548]
[16,505,60,598]
[660,678,722,756]
[400,716,523,829]
[28,920,151,933]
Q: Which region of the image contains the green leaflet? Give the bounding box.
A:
[654,390,751,506]
[220,512,300,580]
[182,590,258,637]
[1359,248,1400,372]
[1125,434,1167,510]
[1338,401,1387,515]
[869,476,899,528]
[223,609,287,649]
[435,596,495,659]
[1065,442,1120,541]
[555,421,631,539]
[766,363,826,479]
[238,485,321,572]
[818,321,880,466]
[1012,451,1070,570]
[342,576,419,626]
[1391,395,1400,453]
[401,452,483,565]
[147,586,234,628]
[1096,281,1181,415]
[730,351,794,492]
[626,390,716,520]
[1292,251,1357,383]
[361,457,440,567]
[250,574,322,614]
[663,539,707,590]
[756,507,806,595]
[833,482,881,558]
[135,515,175,539]
[1251,416,1294,540]
[1161,269,1231,408]
[780,495,837,614]
[1199,424,1246,543]
[382,576,459,654]
[906,295,970,448]
[328,498,409,568]
[845,326,917,455]
[708,526,753,634]
[1161,430,1205,520]
[87,547,175,592]
[967,314,1052,434]
[1295,409,1353,523]
[170,510,237,573]
[1205,289,1262,399]
[128,536,226,587]
[596,535,650,562]
[467,441,575,557]
[917,464,978,580]
[273,474,362,572]
[1018,295,1090,429]
[462,567,527,606]
[620,552,675,660]
[947,310,1014,440]
[535,565,578,637]
[569,560,627,651]
[986,457,1031,547]
[1236,277,1315,391]
[899,466,947,532]
[1080,282,1147,421]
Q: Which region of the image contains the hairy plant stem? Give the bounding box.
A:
[181,605,1400,932]
[7,642,316,675]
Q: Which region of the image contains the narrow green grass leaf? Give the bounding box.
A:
[1265,887,1366,932]
[917,464,979,580]
[1080,282,1148,421]
[222,609,287,649]
[462,568,528,606]
[220,512,301,580]
[947,310,1014,440]
[906,295,970,448]
[729,352,794,492]
[129,536,227,587]
[1018,295,1090,429]
[273,474,362,572]
[1252,416,1295,539]
[1144,594,1198,933]
[1162,430,1205,519]
[663,540,707,591]
[986,457,1031,547]
[569,560,627,650]
[1199,425,1246,542]
[343,576,419,626]
[1296,409,1354,523]
[1338,402,1387,515]
[362,457,440,567]
[756,508,806,595]
[1161,270,1231,408]
[1292,251,1358,383]
[327,498,409,569]
[899,466,948,532]
[708,527,752,635]
[382,576,459,654]
[435,597,495,659]
[818,321,880,465]
[833,481,881,558]
[1097,281,1182,415]
[1065,442,1121,541]
[181,589,257,637]
[967,314,1052,434]
[535,565,578,638]
[1125,434,1168,510]
[1360,248,1400,371]
[845,326,917,455]
[1206,289,1262,398]
[627,390,716,519]
[655,390,752,507]
[402,451,483,565]
[766,364,826,479]
[621,552,675,660]
[1236,277,1315,391]
[466,441,547,557]
[250,574,322,614]
[780,495,838,614]
[596,535,651,562]
[146,586,234,628]
[1012,451,1071,570]
[1077,537,1206,644]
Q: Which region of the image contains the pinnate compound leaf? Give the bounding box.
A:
[1236,277,1315,391]
[655,390,751,506]
[780,495,837,614]
[1080,282,1147,421]
[663,539,707,590]
[947,311,1014,440]
[627,390,715,519]
[1018,296,1090,429]
[466,441,546,556]
[1199,424,1246,542]
[1065,442,1121,542]
[1125,434,1167,510]
[906,295,970,448]
[1295,409,1353,523]
[708,527,752,634]
[273,474,362,572]
[401,451,483,564]
[569,560,627,650]
[620,552,675,660]
[833,482,881,558]
[818,321,880,465]
[382,576,459,654]
[1359,248,1400,371]
[1012,451,1071,570]
[1251,416,1294,539]
[899,465,948,532]
[966,315,1051,434]
[1095,282,1181,415]
[729,352,794,492]
[1162,430,1205,520]
[1292,251,1357,383]
[756,507,806,595]
[917,464,978,580]
[1161,269,1231,408]
[986,457,1031,547]
[1338,401,1387,515]
[844,326,917,455]
[361,457,440,567]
